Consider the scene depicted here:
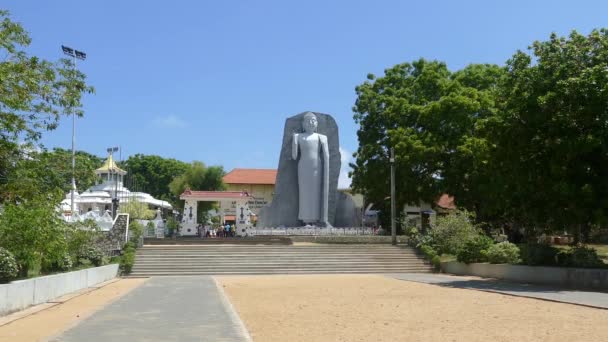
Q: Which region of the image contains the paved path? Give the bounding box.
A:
[53,277,250,342]
[387,273,608,309]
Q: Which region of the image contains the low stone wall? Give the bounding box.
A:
[0,264,119,316]
[441,261,608,291]
[97,213,129,255]
[289,235,409,244]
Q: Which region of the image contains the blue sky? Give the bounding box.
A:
[4,0,608,187]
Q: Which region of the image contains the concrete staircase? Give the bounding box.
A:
[130,244,433,276]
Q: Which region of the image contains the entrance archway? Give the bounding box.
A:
[179,189,254,236]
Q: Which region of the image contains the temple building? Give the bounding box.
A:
[61,152,172,220]
[219,168,277,224]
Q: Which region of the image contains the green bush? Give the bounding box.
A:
[431,255,441,270]
[429,210,480,255]
[119,242,136,274]
[557,245,605,268]
[129,220,144,244]
[456,235,494,264]
[420,244,438,260]
[66,221,101,266]
[165,217,179,237]
[519,244,559,266]
[0,247,18,283]
[41,251,73,273]
[487,242,520,264]
[0,199,68,277]
[146,221,155,237]
[79,247,104,267]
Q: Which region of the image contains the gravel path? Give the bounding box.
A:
[218,274,608,342]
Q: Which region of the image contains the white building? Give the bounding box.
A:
[61,152,172,220]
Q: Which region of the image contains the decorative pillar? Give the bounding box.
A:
[180,199,198,236]
[235,199,252,236]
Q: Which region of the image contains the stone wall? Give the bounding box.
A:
[442,261,608,291]
[0,264,119,316]
[97,213,129,255]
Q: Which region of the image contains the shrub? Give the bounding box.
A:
[129,220,144,244]
[66,221,101,266]
[120,200,155,220]
[61,253,74,271]
[41,252,73,273]
[429,210,480,255]
[0,247,18,283]
[519,244,559,266]
[418,244,440,271]
[457,235,494,264]
[431,255,441,270]
[0,199,68,277]
[420,244,438,260]
[557,245,605,268]
[79,247,104,267]
[487,242,520,264]
[146,221,156,237]
[119,242,136,274]
[165,217,179,237]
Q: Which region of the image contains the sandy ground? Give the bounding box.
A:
[217,274,608,342]
[291,242,322,246]
[0,278,146,342]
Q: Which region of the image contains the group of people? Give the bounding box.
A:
[197,224,236,238]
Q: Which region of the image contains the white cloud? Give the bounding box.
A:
[153,115,186,128]
[338,146,352,189]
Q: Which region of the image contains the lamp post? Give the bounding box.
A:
[390,147,396,245]
[61,45,86,221]
[107,146,119,218]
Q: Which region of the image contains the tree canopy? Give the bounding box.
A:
[0,10,94,204]
[351,29,608,240]
[121,154,189,206]
[169,161,226,222]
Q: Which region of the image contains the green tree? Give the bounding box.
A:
[0,10,94,204]
[120,200,156,220]
[0,147,65,203]
[122,154,189,205]
[0,198,68,277]
[169,161,226,222]
[0,147,100,204]
[489,29,608,241]
[40,148,103,193]
[351,59,504,226]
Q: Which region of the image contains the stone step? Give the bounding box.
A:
[135,253,420,257]
[133,257,426,262]
[137,248,412,252]
[134,259,424,264]
[140,246,412,248]
[131,244,432,276]
[127,269,431,276]
[132,265,429,270]
[133,262,428,269]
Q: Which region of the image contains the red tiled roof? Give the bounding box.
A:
[223,169,277,185]
[180,190,253,200]
[436,194,456,209]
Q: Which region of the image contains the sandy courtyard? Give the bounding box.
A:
[217,274,608,342]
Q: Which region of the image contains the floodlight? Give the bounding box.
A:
[75,50,86,60]
[61,45,75,57]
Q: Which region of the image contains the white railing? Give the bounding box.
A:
[246,227,375,236]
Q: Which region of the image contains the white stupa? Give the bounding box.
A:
[61,151,172,221]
